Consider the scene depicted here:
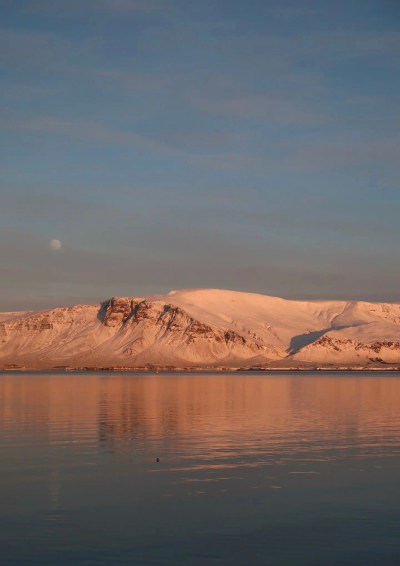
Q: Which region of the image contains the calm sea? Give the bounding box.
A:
[1,372,400,565]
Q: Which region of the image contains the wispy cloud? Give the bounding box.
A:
[0,192,121,220]
[228,30,400,62]
[192,95,330,125]
[29,0,168,15]
[0,28,103,77]
[190,152,262,171]
[94,70,173,91]
[0,117,182,155]
[271,7,319,17]
[190,135,400,174]
[136,20,400,65]
[92,68,328,127]
[292,139,400,166]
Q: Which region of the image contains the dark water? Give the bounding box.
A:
[1,372,400,566]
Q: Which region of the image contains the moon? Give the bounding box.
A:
[50,239,62,251]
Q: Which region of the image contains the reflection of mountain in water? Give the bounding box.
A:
[1,374,400,464]
[92,375,400,460]
[98,380,154,449]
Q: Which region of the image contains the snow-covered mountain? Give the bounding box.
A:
[1,289,400,369]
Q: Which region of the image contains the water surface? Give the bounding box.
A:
[1,372,400,565]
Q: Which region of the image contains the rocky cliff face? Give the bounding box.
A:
[291,333,400,364]
[0,296,276,368]
[1,289,400,369]
[98,298,272,364]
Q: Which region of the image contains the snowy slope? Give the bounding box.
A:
[1,289,400,368]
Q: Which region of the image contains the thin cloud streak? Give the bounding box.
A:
[29,0,168,15]
[190,137,400,174]
[0,117,183,156]
[192,95,330,125]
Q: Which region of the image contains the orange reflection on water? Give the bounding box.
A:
[1,373,400,464]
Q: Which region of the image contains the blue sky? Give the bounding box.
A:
[1,0,399,310]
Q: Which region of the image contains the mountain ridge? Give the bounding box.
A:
[1,288,400,369]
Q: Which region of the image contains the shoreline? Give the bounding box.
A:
[2,365,400,373]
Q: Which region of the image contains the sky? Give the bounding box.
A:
[1,0,400,310]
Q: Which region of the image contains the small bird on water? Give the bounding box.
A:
[156,458,159,462]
